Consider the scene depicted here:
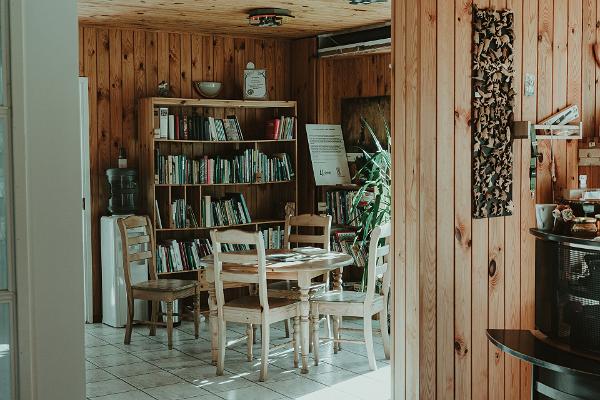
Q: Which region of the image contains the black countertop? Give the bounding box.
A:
[487,329,600,377]
[530,228,600,248]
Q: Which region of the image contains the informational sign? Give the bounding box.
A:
[306,124,351,186]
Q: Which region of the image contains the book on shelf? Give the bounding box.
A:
[154,149,295,185]
[154,108,246,142]
[154,200,163,229]
[201,193,251,227]
[156,238,212,273]
[265,116,296,140]
[168,199,199,229]
[261,225,284,249]
[331,230,366,267]
[326,190,361,227]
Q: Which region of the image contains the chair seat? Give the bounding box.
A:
[132,279,198,292]
[313,291,382,304]
[267,280,327,293]
[225,295,298,309]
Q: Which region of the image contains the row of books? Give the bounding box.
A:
[326,190,361,227]
[164,199,199,229]
[155,108,244,141]
[261,226,285,249]
[154,150,294,185]
[331,230,367,267]
[201,193,251,227]
[265,116,296,140]
[156,238,212,273]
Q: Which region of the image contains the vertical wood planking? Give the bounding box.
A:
[505,0,523,398]
[168,33,181,98]
[180,33,192,98]
[436,0,455,396]
[157,32,169,89]
[97,28,111,224]
[536,0,554,203]
[404,0,420,397]
[79,26,84,76]
[109,29,123,167]
[552,0,568,195]
[520,0,539,397]
[145,31,158,96]
[566,1,582,190]
[454,0,473,398]
[122,30,136,168]
[419,0,437,397]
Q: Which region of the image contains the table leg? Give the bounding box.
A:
[332,267,343,291]
[208,285,218,366]
[298,275,311,374]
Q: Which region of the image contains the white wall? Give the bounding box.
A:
[10,0,85,398]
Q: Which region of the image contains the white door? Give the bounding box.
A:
[80,77,93,323]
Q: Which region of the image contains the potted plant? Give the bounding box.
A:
[350,114,391,291]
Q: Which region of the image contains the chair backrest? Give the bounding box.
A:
[365,223,392,305]
[284,214,332,250]
[117,215,156,294]
[210,229,269,313]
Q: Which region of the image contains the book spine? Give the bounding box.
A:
[159,108,169,139]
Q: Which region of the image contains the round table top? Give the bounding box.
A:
[200,248,355,273]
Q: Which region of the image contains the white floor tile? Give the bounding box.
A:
[144,382,213,400]
[87,389,155,400]
[86,378,136,398]
[104,361,161,378]
[261,376,327,398]
[218,384,283,400]
[87,368,116,384]
[87,353,144,368]
[123,370,183,389]
[86,344,124,358]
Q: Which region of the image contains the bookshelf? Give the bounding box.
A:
[139,97,298,281]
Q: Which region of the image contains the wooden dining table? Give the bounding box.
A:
[200,249,354,374]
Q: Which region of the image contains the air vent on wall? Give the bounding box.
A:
[248,8,294,27]
[317,23,391,58]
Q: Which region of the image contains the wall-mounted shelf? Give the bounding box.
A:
[513,120,583,140]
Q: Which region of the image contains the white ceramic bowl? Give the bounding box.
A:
[193,81,222,98]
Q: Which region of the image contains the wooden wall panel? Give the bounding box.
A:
[80,25,292,321]
[394,0,592,398]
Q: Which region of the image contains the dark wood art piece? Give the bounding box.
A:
[472,7,515,219]
[341,96,391,153]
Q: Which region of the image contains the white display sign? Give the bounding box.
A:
[306,124,351,186]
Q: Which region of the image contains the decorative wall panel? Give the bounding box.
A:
[472,7,515,218]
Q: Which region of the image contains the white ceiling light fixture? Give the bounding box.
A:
[248,8,295,27]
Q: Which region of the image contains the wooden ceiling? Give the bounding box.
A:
[77,0,391,39]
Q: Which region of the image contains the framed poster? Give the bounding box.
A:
[306,124,351,186]
[243,62,267,100]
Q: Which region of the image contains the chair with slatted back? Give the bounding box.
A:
[211,229,300,382]
[310,222,391,371]
[117,215,201,350]
[266,214,334,338]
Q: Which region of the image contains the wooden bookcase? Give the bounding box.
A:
[139,97,298,288]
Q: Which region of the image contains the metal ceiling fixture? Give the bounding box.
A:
[348,0,387,4]
[248,8,294,27]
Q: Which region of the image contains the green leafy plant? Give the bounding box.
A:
[350,114,391,291]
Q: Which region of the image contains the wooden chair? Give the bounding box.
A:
[117,215,200,350]
[211,229,300,382]
[267,214,335,338]
[310,222,391,370]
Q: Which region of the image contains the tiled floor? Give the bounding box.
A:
[85,317,391,400]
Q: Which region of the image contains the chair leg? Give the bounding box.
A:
[253,325,258,344]
[380,309,390,360]
[332,315,339,354]
[166,301,174,350]
[364,313,377,371]
[293,316,300,368]
[193,292,200,339]
[337,316,343,352]
[125,297,134,345]
[325,314,332,338]
[149,300,158,336]
[259,324,270,382]
[284,319,290,338]
[246,324,254,361]
[311,307,320,366]
[217,318,226,376]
